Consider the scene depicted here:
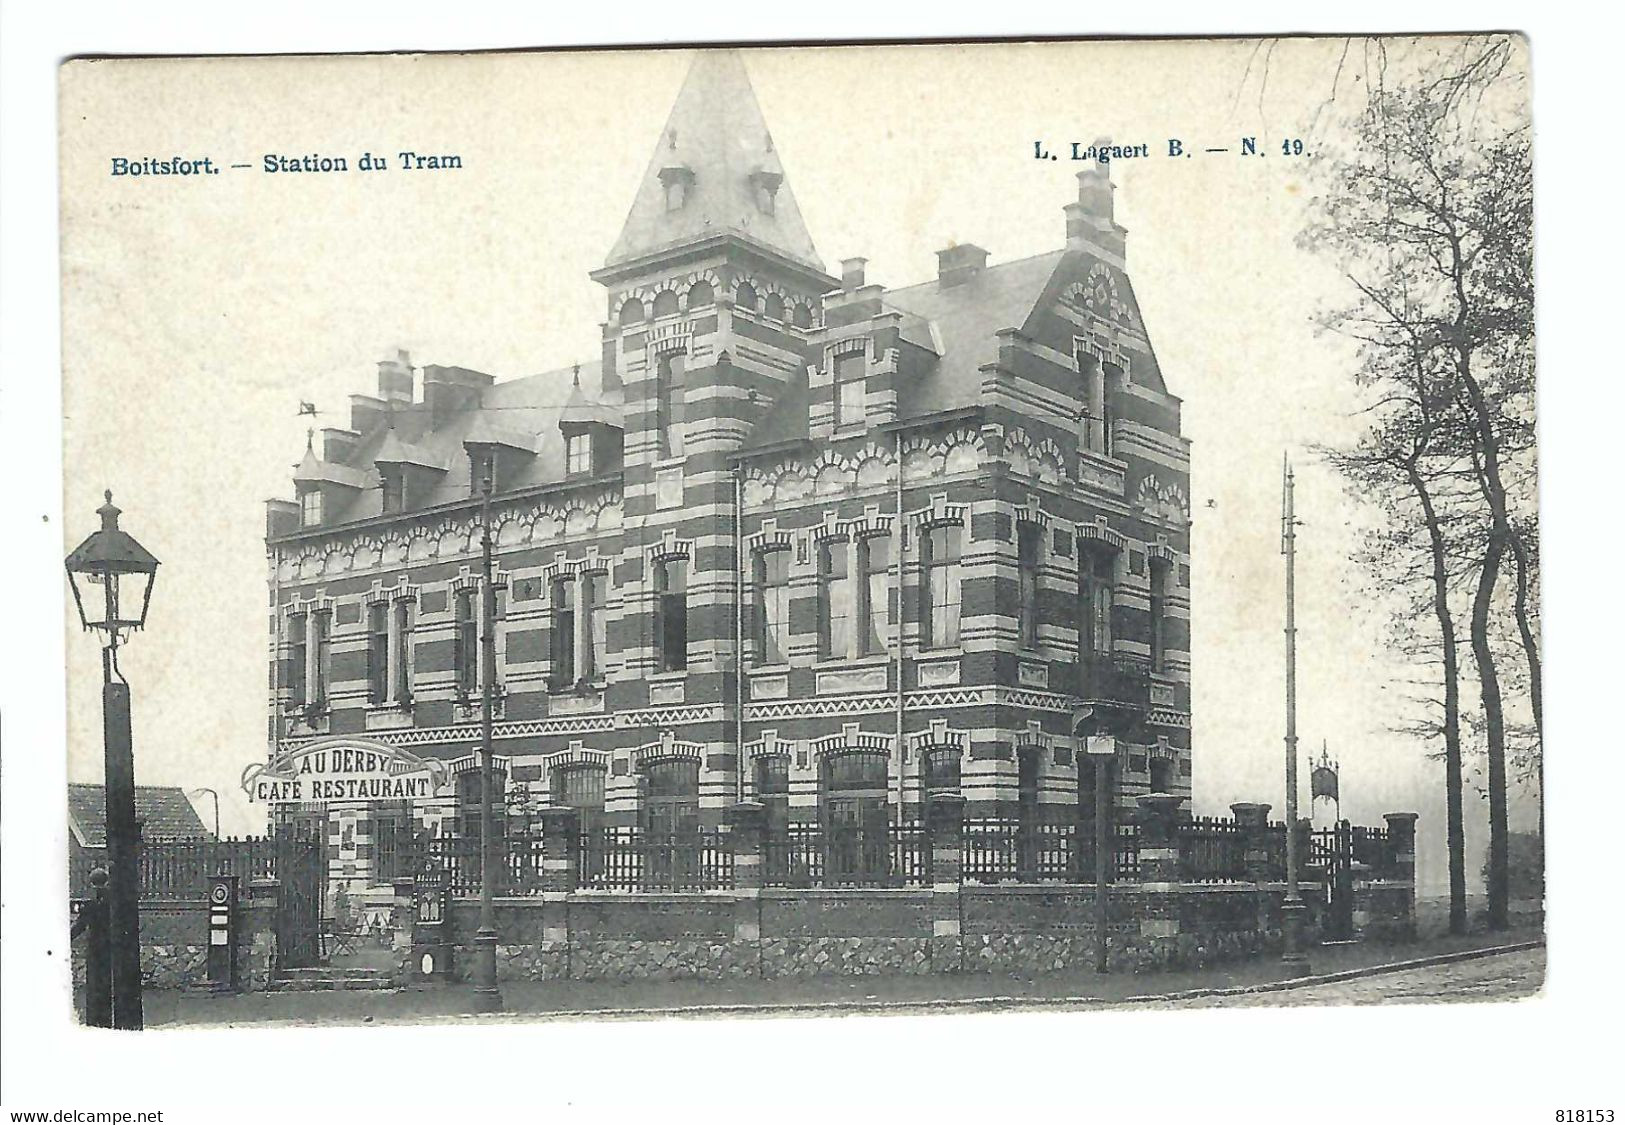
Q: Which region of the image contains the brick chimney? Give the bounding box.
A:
[841,257,867,291]
[377,349,414,405]
[349,394,387,434]
[1065,138,1127,259]
[936,243,989,288]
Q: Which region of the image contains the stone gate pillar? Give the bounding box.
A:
[927,794,966,973]
[239,878,279,992]
[725,800,767,977]
[535,805,580,979]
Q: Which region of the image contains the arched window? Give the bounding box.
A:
[686,280,714,308]
[820,751,890,885]
[620,298,645,325]
[763,293,787,322]
[924,748,961,794]
[792,303,813,329]
[642,758,699,837]
[735,282,759,312]
[552,763,606,828]
[652,290,679,319]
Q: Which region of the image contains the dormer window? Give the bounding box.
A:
[834,348,866,428]
[381,470,404,514]
[300,489,323,528]
[566,432,592,476]
[749,168,782,215]
[659,165,694,213]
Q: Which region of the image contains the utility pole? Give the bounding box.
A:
[1281,456,1309,972]
[471,451,502,1012]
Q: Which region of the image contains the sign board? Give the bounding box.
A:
[242,737,451,804]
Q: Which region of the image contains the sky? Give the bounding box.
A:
[57,38,1535,891]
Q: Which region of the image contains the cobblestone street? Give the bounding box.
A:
[1145,947,1545,1009]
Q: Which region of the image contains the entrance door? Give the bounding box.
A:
[822,752,890,885]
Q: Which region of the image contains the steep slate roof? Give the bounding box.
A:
[604,50,824,274]
[333,361,611,523]
[883,249,1069,418]
[738,249,1068,453]
[68,783,210,846]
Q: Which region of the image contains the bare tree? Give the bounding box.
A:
[1303,38,1534,930]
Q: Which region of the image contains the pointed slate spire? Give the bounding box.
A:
[602,50,824,274]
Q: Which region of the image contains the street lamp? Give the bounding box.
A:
[188,787,222,840]
[65,490,160,1030]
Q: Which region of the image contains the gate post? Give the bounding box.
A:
[535,805,580,979]
[1383,812,1419,940]
[241,878,280,991]
[1230,803,1273,945]
[926,794,966,973]
[1136,794,1186,965]
[71,868,113,1026]
[724,801,766,977]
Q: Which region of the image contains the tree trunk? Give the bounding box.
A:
[1469,524,1509,931]
[1510,527,1543,842]
[1456,368,1516,931]
[1408,462,1468,935]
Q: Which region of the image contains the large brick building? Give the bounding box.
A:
[265,49,1192,891]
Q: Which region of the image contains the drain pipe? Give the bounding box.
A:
[735,465,746,804]
[894,430,906,826]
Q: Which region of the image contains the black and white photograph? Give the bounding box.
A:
[2,12,1611,1121]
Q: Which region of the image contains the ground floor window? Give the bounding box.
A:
[820,751,891,884]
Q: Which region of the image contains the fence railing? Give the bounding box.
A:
[1177,816,1248,883]
[382,814,1397,897]
[579,828,734,892]
[71,835,315,901]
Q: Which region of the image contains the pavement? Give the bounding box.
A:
[141,928,1544,1027]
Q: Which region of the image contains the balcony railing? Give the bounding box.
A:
[1073,653,1153,709]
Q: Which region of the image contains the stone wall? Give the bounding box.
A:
[404,799,1416,986]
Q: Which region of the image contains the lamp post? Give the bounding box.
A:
[65,490,160,1030]
[466,447,502,1013]
[188,787,221,839]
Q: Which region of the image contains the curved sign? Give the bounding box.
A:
[242,737,451,803]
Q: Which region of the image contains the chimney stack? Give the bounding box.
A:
[1065,138,1127,259]
[936,243,989,288]
[841,257,868,291]
[377,348,414,405]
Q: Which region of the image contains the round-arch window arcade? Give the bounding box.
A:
[735,282,759,312]
[686,281,714,308]
[652,290,679,318]
[620,298,645,325]
[763,293,787,322]
[792,303,813,329]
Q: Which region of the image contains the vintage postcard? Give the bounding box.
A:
[54,35,1540,1036]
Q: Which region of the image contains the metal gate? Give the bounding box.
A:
[274,831,327,969]
[1309,822,1355,940]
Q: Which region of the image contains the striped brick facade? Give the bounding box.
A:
[264,50,1192,892]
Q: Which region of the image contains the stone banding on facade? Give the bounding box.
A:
[264,49,1192,894]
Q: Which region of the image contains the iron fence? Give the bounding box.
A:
[578,827,734,892]
[761,822,929,888]
[962,819,1080,883]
